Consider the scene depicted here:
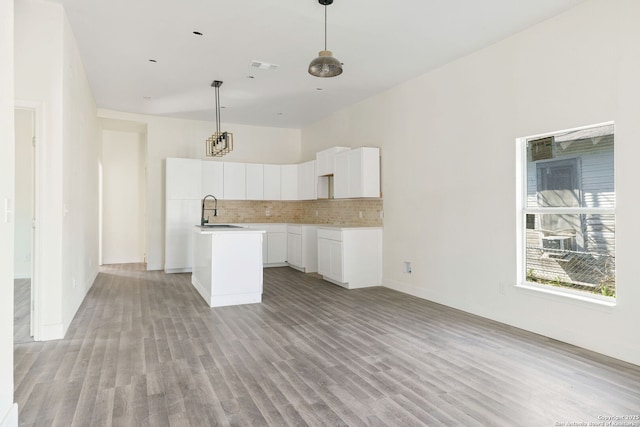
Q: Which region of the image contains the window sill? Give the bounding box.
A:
[516,282,616,307]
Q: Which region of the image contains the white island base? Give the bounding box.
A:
[192,227,265,307]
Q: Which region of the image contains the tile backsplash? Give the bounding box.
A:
[203,199,383,226]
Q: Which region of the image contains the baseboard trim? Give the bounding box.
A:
[0,403,18,427]
[37,322,64,341]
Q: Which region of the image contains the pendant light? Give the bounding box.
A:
[205,80,233,157]
[308,0,343,78]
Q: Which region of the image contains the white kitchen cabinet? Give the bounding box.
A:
[268,232,287,264]
[317,227,382,289]
[333,147,380,199]
[223,162,246,200]
[297,160,317,200]
[201,161,224,198]
[287,224,318,273]
[263,164,281,200]
[165,199,200,273]
[247,223,288,266]
[280,164,298,200]
[166,158,202,199]
[316,146,350,176]
[246,163,264,200]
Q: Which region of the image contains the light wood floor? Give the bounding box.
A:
[14,278,32,344]
[14,264,640,426]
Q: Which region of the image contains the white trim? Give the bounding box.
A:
[0,404,18,427]
[515,282,616,307]
[14,100,42,342]
[12,274,30,280]
[516,122,616,305]
[37,322,64,341]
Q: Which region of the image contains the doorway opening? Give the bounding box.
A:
[14,106,36,343]
[99,118,148,267]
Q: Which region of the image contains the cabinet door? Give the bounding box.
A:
[165,199,200,270]
[333,151,349,199]
[263,164,281,200]
[166,158,202,199]
[201,161,223,198]
[246,163,264,200]
[267,232,287,263]
[329,240,344,281]
[280,164,298,200]
[359,147,380,198]
[287,232,302,267]
[223,162,246,200]
[297,160,316,200]
[317,238,331,276]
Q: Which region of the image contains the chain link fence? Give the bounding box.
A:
[525,246,616,297]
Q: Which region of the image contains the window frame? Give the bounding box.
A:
[516,122,616,306]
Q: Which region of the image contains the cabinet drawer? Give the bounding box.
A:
[317,228,342,241]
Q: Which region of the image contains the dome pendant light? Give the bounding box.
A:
[308,0,343,78]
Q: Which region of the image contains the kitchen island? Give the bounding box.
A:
[191,225,265,307]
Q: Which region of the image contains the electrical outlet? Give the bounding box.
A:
[379,210,384,219]
[72,277,77,289]
[359,211,363,219]
[498,282,506,295]
[315,210,319,217]
[265,208,270,217]
[404,261,412,274]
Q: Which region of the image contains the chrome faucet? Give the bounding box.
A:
[201,194,218,225]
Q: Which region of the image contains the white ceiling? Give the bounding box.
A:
[59,0,586,128]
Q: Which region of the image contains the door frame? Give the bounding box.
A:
[14,100,42,340]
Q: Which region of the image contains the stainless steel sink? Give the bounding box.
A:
[199,224,243,229]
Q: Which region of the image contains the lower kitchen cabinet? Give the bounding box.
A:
[287,225,318,273]
[317,227,382,289]
[247,223,287,266]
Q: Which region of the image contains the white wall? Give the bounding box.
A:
[101,130,146,264]
[0,0,18,423]
[14,0,99,340]
[301,0,640,366]
[98,109,302,270]
[60,12,100,331]
[13,109,33,279]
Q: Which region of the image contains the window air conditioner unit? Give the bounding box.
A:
[542,236,575,252]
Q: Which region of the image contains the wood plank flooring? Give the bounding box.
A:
[14,278,32,344]
[14,264,640,426]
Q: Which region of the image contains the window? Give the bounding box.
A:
[519,123,615,299]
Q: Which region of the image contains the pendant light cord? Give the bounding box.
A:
[324,4,327,51]
[215,85,220,136]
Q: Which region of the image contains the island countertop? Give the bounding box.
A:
[194,225,266,234]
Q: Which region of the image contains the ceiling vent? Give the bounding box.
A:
[250,60,279,70]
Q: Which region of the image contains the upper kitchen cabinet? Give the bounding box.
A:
[334,147,380,199]
[263,164,281,200]
[223,162,246,200]
[166,158,202,199]
[281,164,298,201]
[246,163,264,200]
[297,160,316,200]
[316,146,350,176]
[201,161,223,198]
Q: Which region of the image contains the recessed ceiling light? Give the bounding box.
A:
[193,31,203,36]
[316,88,323,91]
[148,59,157,63]
[221,106,227,109]
[247,76,255,79]
[276,112,283,115]
[143,96,151,100]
